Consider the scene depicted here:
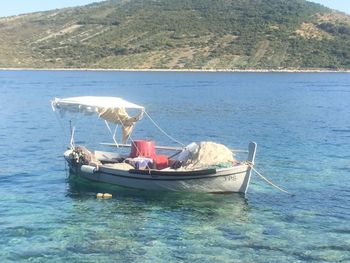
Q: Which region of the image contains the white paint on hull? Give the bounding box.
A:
[70,164,250,193]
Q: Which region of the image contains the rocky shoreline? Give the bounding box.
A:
[1,68,349,73]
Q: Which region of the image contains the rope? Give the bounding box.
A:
[53,110,70,151]
[144,111,185,146]
[248,163,295,196]
[53,111,68,140]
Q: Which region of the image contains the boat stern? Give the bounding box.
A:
[239,142,257,194]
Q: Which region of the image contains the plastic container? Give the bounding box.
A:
[154,155,169,170]
[130,140,156,158]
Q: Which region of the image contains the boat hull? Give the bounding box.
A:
[66,142,257,193]
[68,163,252,193]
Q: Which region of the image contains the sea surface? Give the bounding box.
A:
[0,70,349,262]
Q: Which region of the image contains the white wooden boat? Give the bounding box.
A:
[52,96,257,194]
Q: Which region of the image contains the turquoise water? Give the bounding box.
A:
[0,71,349,262]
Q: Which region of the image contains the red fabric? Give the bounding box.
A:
[154,155,169,170]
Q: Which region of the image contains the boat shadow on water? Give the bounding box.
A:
[66,173,252,221]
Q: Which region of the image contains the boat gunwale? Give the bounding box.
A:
[128,167,216,176]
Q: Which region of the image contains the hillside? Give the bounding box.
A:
[0,0,350,70]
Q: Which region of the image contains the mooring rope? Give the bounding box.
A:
[248,163,295,196]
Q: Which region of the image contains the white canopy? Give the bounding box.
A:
[51,96,144,113]
[52,96,144,143]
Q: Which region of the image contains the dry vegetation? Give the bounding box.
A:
[0,0,349,69]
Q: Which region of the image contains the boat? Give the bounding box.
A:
[51,96,257,194]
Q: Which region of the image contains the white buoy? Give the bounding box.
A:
[81,165,97,174]
[103,193,112,199]
[96,193,112,199]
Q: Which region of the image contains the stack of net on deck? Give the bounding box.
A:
[179,141,236,170]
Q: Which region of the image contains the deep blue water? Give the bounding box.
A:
[0,70,349,262]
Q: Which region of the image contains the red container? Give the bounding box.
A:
[154,155,169,170]
[130,140,156,159]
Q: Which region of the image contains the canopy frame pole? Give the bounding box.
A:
[114,114,142,155]
[113,125,118,145]
[100,143,183,151]
[69,120,75,148]
[104,120,119,148]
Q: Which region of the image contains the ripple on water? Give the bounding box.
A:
[0,71,350,262]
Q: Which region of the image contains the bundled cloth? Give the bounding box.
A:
[97,107,143,144]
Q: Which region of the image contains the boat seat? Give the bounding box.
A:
[94,150,124,163]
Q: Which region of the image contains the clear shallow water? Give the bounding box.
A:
[0,70,349,262]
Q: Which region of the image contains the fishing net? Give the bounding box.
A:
[181,141,235,170]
